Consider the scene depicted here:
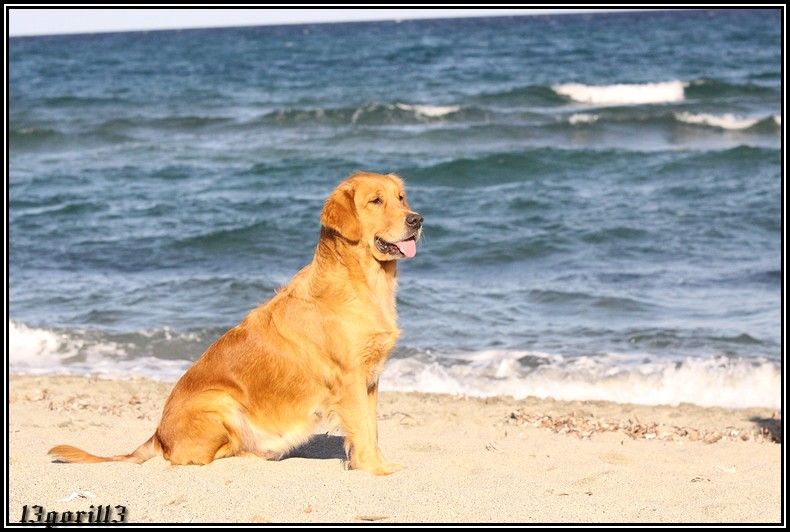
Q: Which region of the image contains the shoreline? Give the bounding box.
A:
[9,374,782,523]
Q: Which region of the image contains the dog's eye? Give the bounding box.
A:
[398,195,405,202]
[370,197,382,205]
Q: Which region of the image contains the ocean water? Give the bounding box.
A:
[9,9,782,408]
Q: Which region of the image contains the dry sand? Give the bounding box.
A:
[8,374,782,523]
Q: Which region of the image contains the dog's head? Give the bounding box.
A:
[321,172,422,261]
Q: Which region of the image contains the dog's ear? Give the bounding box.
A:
[321,186,362,242]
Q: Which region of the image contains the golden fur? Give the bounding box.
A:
[49,171,422,475]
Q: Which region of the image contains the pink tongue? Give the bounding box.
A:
[394,239,417,258]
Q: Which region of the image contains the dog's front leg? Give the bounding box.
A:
[367,378,392,465]
[337,376,400,475]
[368,379,380,449]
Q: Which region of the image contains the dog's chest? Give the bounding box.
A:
[366,328,398,359]
[333,268,401,372]
[362,330,399,384]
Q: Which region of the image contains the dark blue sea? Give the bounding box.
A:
[9,9,782,407]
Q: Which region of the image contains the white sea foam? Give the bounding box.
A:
[9,322,779,409]
[9,321,80,367]
[552,81,687,105]
[381,350,780,410]
[674,112,762,130]
[568,113,599,125]
[774,114,781,126]
[395,103,461,117]
[9,321,190,381]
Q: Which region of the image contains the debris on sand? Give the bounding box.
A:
[356,515,389,521]
[507,410,780,444]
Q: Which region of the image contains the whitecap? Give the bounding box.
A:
[568,113,599,124]
[674,112,762,130]
[552,81,687,105]
[395,102,461,118]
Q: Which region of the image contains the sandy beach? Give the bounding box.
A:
[8,374,781,523]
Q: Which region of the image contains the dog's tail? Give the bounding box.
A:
[48,434,161,464]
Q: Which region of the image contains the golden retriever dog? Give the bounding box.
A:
[49,171,422,475]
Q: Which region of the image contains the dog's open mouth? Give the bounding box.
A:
[375,235,417,258]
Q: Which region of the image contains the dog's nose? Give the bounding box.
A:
[406,213,423,229]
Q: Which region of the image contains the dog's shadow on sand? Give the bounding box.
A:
[281,434,347,460]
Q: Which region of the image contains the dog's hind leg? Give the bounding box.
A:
[157,393,245,465]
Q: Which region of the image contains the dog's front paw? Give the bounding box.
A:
[374,461,403,475]
[349,457,404,476]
